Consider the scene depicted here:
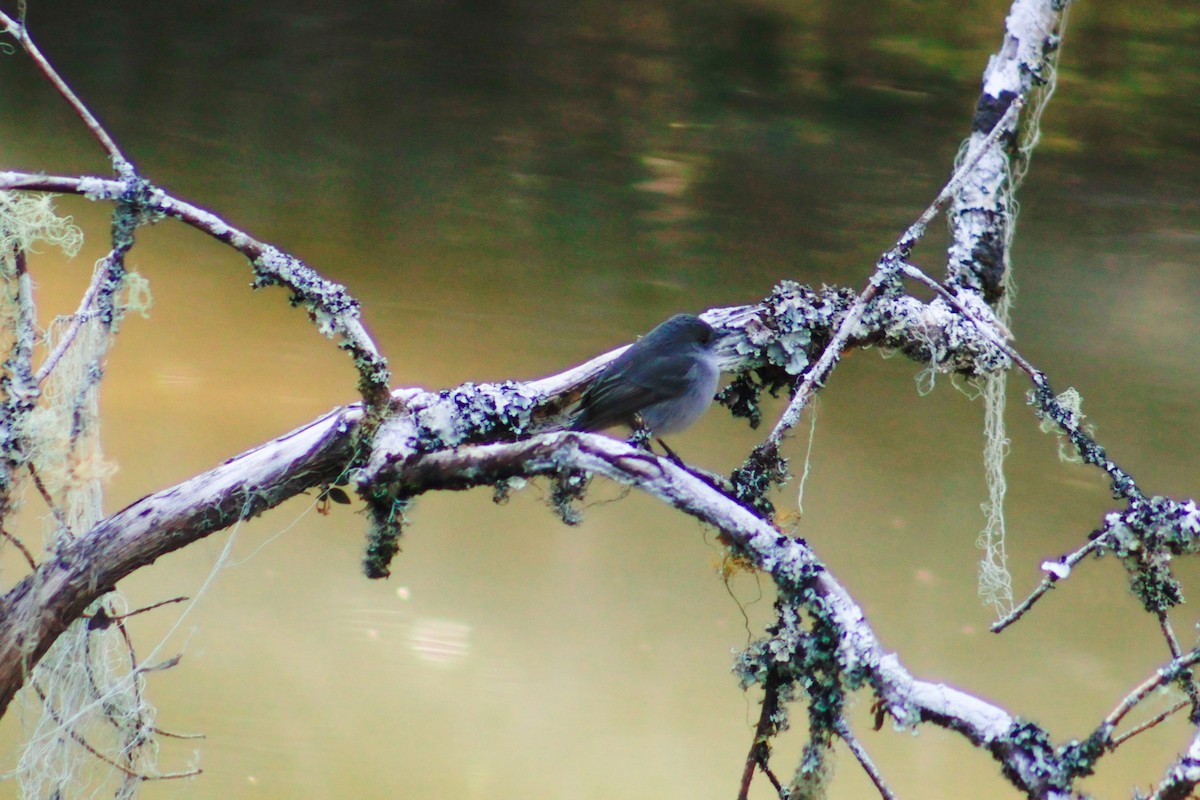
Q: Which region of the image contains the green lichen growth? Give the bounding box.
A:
[1028,382,1140,501]
[734,585,852,795]
[791,733,834,799]
[1093,496,1200,614]
[411,382,542,454]
[716,369,793,429]
[1058,734,1104,781]
[492,476,527,504]
[449,381,539,441]
[1000,719,1100,792]
[730,445,790,515]
[716,373,764,428]
[363,493,413,579]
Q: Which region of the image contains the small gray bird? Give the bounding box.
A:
[571,314,721,442]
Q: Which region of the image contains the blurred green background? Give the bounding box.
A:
[1,1,1198,798]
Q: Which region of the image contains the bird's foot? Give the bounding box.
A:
[627,426,654,451]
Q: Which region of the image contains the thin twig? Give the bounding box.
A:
[31,678,142,779]
[891,96,1024,259]
[1157,612,1183,657]
[1157,612,1200,722]
[35,263,110,384]
[0,171,392,415]
[759,275,881,454]
[29,679,202,781]
[834,717,898,800]
[898,263,1029,376]
[756,97,1025,458]
[0,18,391,412]
[906,249,1146,629]
[738,669,784,800]
[899,260,1143,503]
[120,596,190,619]
[1102,650,1200,736]
[87,596,189,627]
[1,525,37,569]
[28,461,73,535]
[0,11,129,167]
[760,760,786,798]
[1111,700,1189,748]
[108,610,200,739]
[151,727,206,741]
[990,537,1107,632]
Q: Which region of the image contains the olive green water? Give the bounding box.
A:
[1,1,1199,798]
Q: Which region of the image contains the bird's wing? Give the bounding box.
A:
[573,349,696,431]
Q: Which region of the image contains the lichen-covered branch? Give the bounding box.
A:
[0,256,1069,734]
[0,247,1042,732]
[758,92,1024,463]
[0,171,392,420]
[947,0,1066,302]
[1149,726,1200,800]
[0,248,37,524]
[358,430,1093,798]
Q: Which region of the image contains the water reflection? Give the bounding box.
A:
[406,619,473,667]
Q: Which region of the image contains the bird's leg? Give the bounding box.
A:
[628,414,654,451]
[629,414,685,467]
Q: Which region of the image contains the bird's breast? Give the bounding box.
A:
[640,357,720,435]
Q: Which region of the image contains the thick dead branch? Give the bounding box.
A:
[947,0,1066,302]
[0,407,358,717]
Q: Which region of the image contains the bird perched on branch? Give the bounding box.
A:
[571,314,722,456]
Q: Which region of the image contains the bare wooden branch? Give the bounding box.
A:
[0,406,358,717]
[0,10,130,167]
[29,678,201,782]
[1157,613,1200,722]
[1100,650,1200,738]
[737,669,785,800]
[990,537,1106,633]
[1111,700,1188,749]
[834,717,898,800]
[35,262,111,385]
[0,524,36,570]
